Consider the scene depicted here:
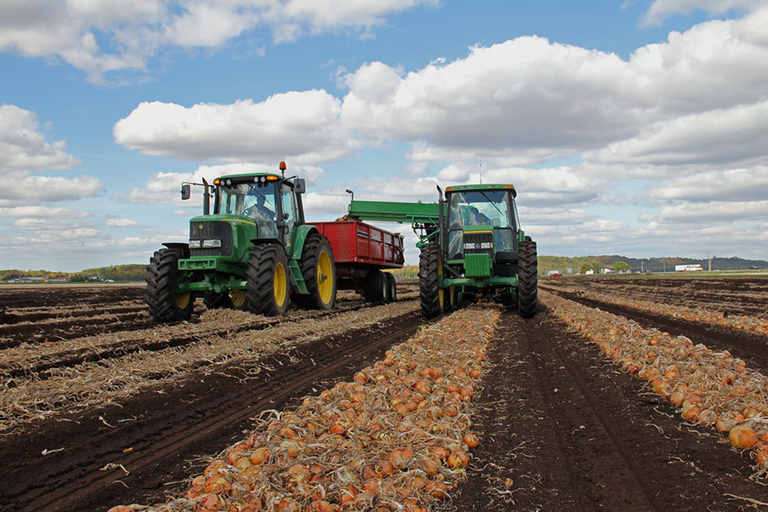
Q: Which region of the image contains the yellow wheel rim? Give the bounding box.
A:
[229,290,247,309]
[317,250,333,305]
[274,262,287,307]
[175,292,191,310]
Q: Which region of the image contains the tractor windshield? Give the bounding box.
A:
[447,190,516,258]
[215,181,279,239]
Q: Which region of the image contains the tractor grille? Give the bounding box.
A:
[189,221,233,257]
[463,231,493,255]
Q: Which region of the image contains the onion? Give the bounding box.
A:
[462,433,479,449]
[276,497,300,512]
[388,447,414,470]
[447,451,469,469]
[249,447,270,465]
[729,425,757,449]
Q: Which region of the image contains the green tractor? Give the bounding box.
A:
[347,183,537,319]
[146,162,336,321]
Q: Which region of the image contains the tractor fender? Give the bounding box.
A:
[162,242,190,258]
[286,224,319,262]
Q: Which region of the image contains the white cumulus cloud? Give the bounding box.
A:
[114,92,357,164]
[0,0,439,83]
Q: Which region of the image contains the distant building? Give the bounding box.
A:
[675,264,703,272]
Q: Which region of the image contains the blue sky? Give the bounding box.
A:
[1,0,767,272]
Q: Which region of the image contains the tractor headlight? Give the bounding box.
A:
[202,239,222,248]
[189,239,201,248]
[464,241,492,250]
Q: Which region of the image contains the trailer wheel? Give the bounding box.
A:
[294,233,337,310]
[363,269,387,304]
[517,236,538,318]
[386,272,397,302]
[419,244,444,319]
[146,247,193,322]
[246,244,290,316]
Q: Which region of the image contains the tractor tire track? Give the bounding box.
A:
[0,297,398,380]
[1,311,426,512]
[449,305,765,511]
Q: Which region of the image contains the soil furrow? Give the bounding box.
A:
[545,288,768,373]
[1,311,425,512]
[0,299,378,379]
[449,306,766,511]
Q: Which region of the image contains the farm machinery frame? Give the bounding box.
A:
[347,183,538,319]
[146,163,403,322]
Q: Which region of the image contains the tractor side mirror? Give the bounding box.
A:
[181,184,191,200]
[294,178,306,195]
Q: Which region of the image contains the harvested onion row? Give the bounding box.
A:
[109,306,499,512]
[542,290,768,478]
[541,284,768,337]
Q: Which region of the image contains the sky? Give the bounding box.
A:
[1,0,767,272]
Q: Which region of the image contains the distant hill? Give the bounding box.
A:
[1,264,146,282]
[3,255,767,283]
[538,255,768,275]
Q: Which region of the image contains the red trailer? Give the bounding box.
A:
[310,220,404,303]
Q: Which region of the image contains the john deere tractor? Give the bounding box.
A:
[347,183,537,318]
[146,162,336,321]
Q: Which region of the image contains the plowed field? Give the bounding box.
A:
[1,277,767,511]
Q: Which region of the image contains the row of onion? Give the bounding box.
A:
[543,285,768,337]
[542,290,768,478]
[108,307,499,512]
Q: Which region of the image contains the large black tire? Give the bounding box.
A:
[146,247,193,322]
[246,244,290,316]
[203,290,247,310]
[419,244,444,319]
[386,272,397,302]
[293,233,337,310]
[517,236,538,318]
[363,270,387,304]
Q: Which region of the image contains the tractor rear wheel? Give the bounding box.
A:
[246,244,290,316]
[517,236,538,318]
[293,233,337,310]
[146,247,193,322]
[419,244,444,319]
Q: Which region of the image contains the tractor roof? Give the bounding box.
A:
[445,184,517,198]
[213,173,282,185]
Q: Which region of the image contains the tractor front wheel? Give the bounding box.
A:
[517,236,538,318]
[203,290,247,310]
[419,244,444,319]
[146,247,193,322]
[246,244,290,316]
[294,233,337,310]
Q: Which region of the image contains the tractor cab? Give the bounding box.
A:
[444,185,519,277]
[209,173,305,244]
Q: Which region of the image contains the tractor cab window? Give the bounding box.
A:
[447,190,516,258]
[216,181,279,239]
[279,184,298,242]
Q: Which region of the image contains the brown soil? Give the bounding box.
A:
[2,278,768,511]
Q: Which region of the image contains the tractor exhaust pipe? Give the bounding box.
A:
[202,178,210,215]
[436,185,445,259]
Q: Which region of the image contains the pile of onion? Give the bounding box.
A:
[109,307,499,512]
[543,284,768,337]
[543,291,768,477]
